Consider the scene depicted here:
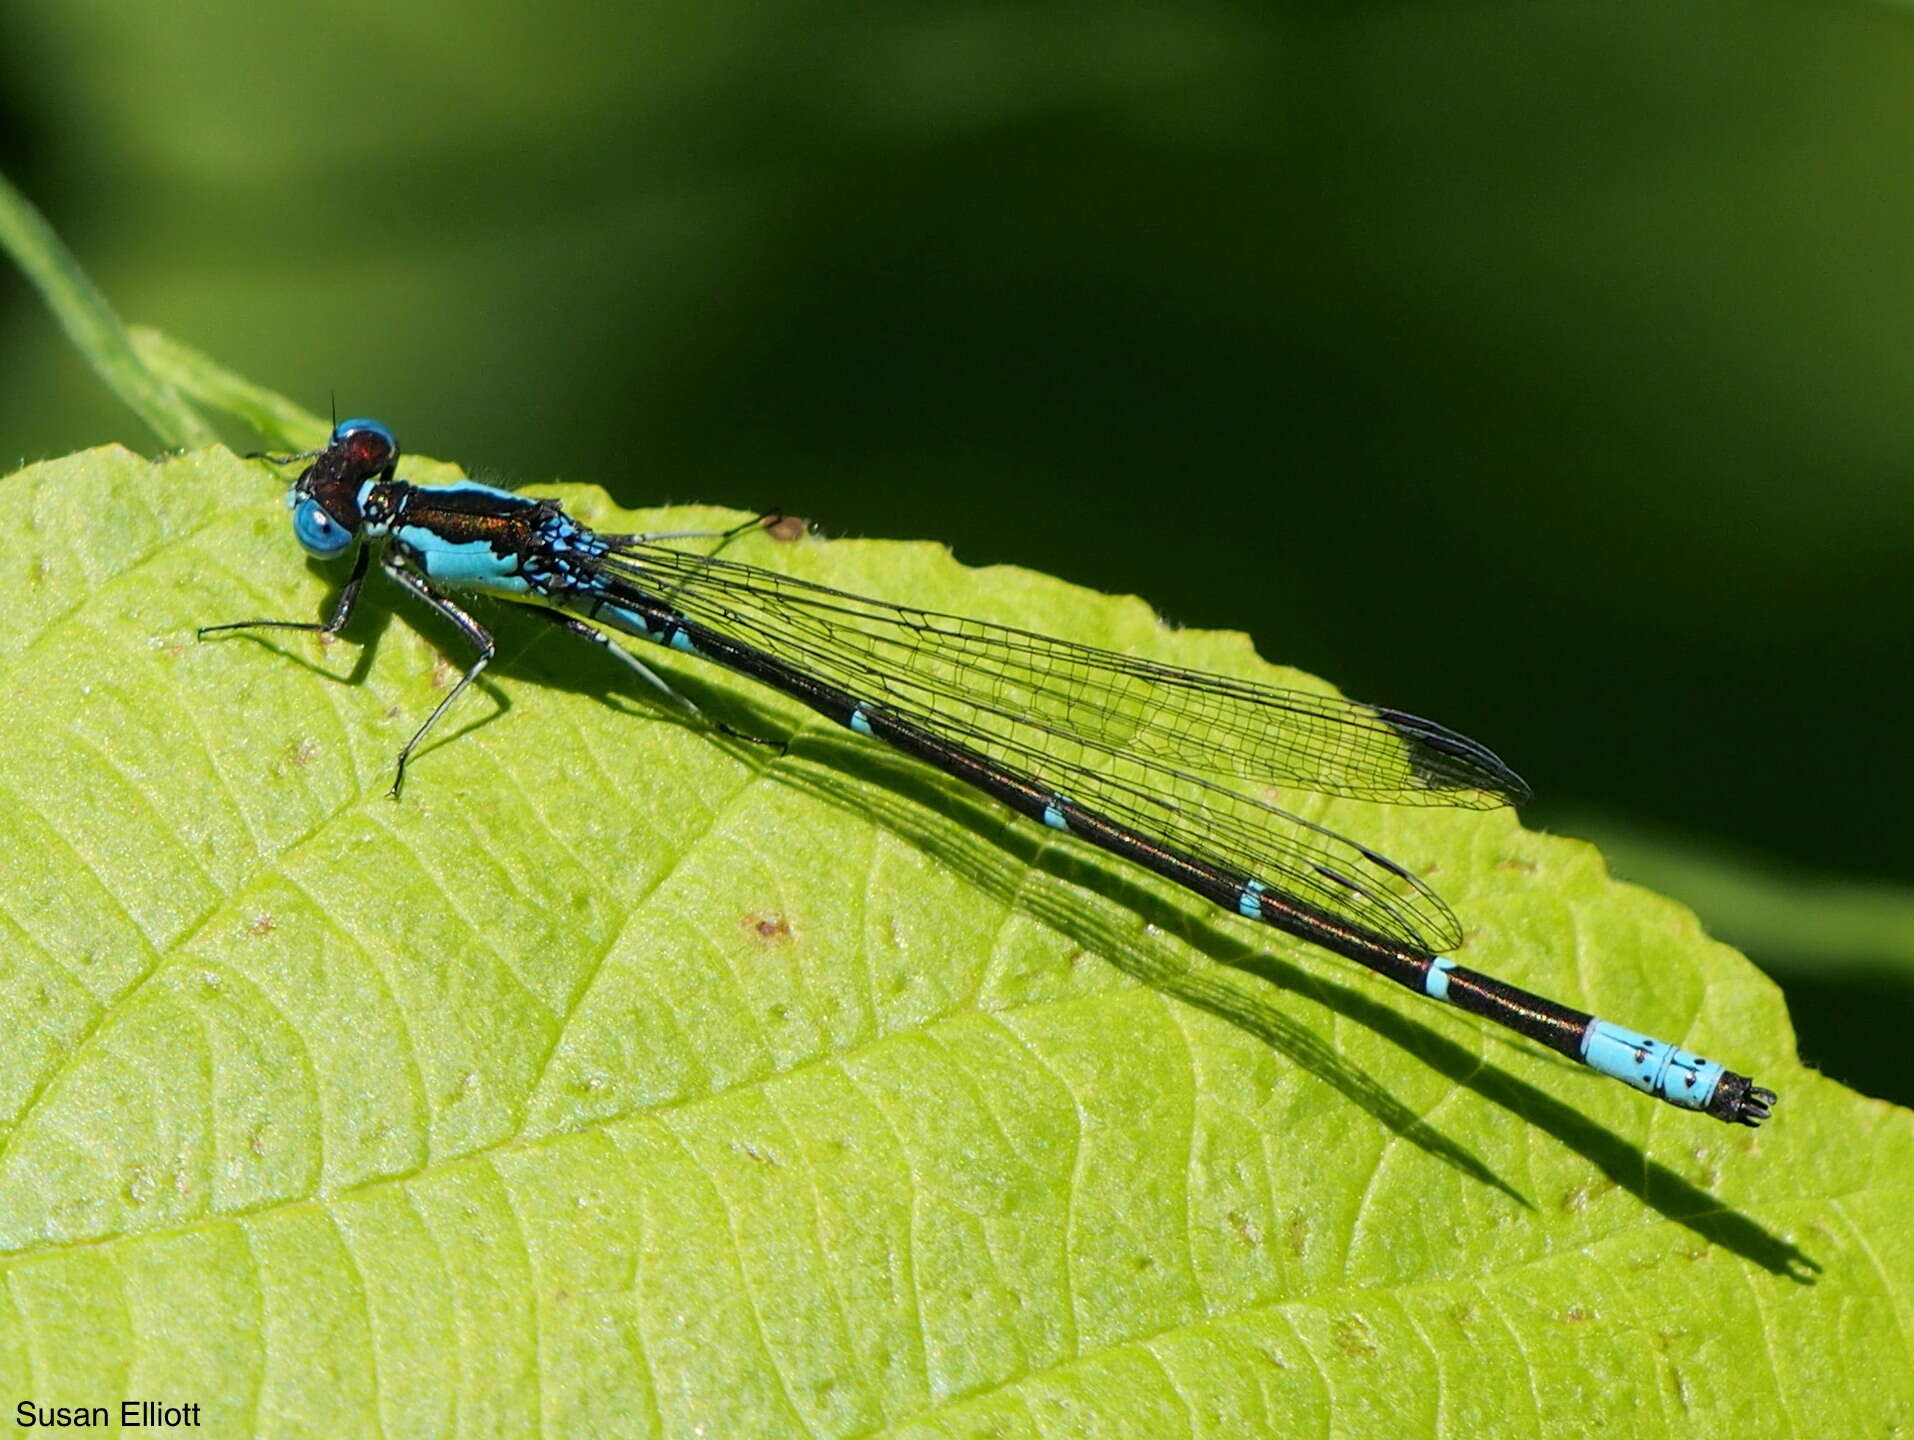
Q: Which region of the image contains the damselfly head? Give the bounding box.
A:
[328,418,399,472]
[283,417,400,559]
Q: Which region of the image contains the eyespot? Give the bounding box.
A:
[292,496,353,557]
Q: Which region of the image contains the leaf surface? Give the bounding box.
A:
[0,444,1905,1439]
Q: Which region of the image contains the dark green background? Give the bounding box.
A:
[2,1,1907,1103]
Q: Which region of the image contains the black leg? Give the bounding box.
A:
[198,542,372,640]
[379,561,498,799]
[653,512,796,611]
[707,510,792,552]
[596,510,788,553]
[520,606,784,750]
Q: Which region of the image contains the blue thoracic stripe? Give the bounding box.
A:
[1578,1019,1725,1112]
[398,527,532,592]
[416,478,524,504]
[1041,795,1070,832]
[1424,955,1457,1000]
[1238,879,1266,918]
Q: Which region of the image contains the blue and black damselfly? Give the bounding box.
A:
[202,419,1776,1126]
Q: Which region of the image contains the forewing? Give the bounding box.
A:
[603,542,1497,951]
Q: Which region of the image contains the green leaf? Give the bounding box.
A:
[126,326,329,454]
[1587,818,1914,980]
[0,442,1907,1439]
[0,172,216,451]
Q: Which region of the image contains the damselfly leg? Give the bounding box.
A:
[197,542,372,642]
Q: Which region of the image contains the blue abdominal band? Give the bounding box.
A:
[1579,1019,1725,1111]
[1238,879,1265,919]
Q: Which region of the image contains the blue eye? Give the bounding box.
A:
[292,497,353,557]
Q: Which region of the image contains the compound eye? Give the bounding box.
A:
[330,417,398,461]
[292,496,354,558]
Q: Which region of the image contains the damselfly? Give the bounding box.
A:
[202,420,1776,1126]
